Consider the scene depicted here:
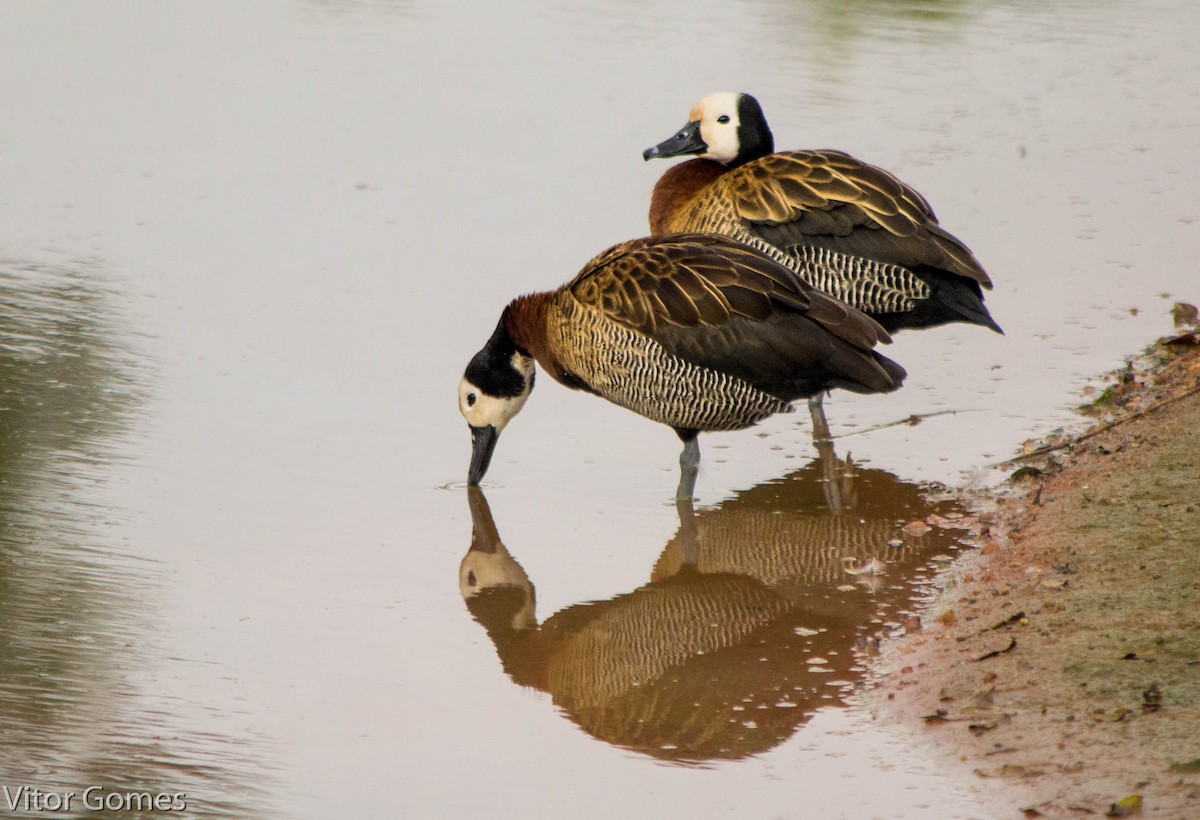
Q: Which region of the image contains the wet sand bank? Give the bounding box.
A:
[863,323,1200,818]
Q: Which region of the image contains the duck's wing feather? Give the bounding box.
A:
[725,150,992,288]
[566,234,904,397]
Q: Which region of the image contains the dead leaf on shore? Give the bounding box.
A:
[990,611,1027,630]
[976,637,1017,661]
[1106,794,1142,816]
[1167,758,1200,773]
[1092,706,1132,722]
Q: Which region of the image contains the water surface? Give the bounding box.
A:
[0,1,1197,817]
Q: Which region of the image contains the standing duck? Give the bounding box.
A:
[458,233,905,500]
[643,92,1001,338]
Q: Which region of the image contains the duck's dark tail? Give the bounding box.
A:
[874,268,1003,335]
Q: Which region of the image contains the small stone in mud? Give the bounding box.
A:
[1141,682,1163,713]
[972,685,996,707]
[1171,301,1198,326]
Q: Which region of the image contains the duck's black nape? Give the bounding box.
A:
[465,316,526,399]
[732,93,773,166]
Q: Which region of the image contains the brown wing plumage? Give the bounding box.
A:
[564,234,904,399]
[723,150,991,288]
[567,233,884,347]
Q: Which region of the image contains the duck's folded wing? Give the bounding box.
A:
[726,150,992,289]
[566,234,903,396]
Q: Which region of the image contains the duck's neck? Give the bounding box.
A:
[503,293,555,372]
[648,158,728,233]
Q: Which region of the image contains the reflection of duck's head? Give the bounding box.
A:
[460,487,535,632]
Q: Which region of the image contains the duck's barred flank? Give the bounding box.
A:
[677,191,927,315]
[795,246,925,315]
[549,297,792,431]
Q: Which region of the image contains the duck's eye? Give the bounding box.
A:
[467,392,477,407]
[717,115,730,124]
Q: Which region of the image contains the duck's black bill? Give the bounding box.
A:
[468,424,499,486]
[643,120,705,161]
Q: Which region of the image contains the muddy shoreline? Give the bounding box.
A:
[861,319,1200,818]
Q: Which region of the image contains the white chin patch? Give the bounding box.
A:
[696,92,742,164]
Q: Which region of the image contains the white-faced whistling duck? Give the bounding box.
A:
[643,92,1001,438]
[643,92,1002,338]
[458,233,906,501]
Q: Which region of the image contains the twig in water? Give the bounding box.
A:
[990,382,1200,469]
[832,409,967,440]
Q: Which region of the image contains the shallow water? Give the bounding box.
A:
[0,1,1197,818]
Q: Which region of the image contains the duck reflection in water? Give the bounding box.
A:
[460,458,966,764]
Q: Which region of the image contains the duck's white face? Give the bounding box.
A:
[691,91,742,164]
[461,334,536,486]
[458,376,527,434]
